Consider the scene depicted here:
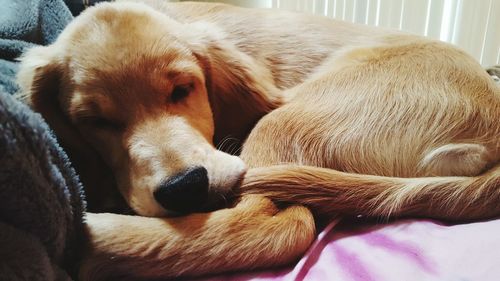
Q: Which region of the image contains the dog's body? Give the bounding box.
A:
[17,1,500,280]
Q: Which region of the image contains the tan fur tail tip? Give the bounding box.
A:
[241,164,500,221]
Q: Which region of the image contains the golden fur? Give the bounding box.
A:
[16,1,500,280]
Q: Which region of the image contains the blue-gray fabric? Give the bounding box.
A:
[0,90,85,280]
[0,0,88,280]
[0,0,72,89]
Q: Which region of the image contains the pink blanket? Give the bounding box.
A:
[195,218,500,281]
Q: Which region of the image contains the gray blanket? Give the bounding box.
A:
[0,90,85,280]
[0,0,86,280]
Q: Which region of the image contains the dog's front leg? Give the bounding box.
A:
[79,195,315,281]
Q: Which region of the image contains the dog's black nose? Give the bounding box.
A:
[153,166,209,213]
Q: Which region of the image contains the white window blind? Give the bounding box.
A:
[270,0,500,66]
[186,0,499,66]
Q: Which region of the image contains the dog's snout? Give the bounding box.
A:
[153,166,209,213]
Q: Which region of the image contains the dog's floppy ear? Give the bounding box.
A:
[183,25,283,148]
[17,46,126,212]
[17,46,64,123]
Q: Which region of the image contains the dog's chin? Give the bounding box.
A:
[125,191,168,217]
[131,204,169,217]
[198,188,241,213]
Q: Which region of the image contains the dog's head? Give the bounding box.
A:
[17,2,249,216]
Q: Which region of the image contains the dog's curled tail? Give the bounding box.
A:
[241,163,500,221]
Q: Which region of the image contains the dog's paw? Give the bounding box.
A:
[224,195,316,267]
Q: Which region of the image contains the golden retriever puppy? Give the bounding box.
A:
[17,1,499,280]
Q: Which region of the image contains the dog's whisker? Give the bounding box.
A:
[217,136,233,151]
[220,193,228,206]
[227,142,237,155]
[234,146,243,156]
[217,136,242,154]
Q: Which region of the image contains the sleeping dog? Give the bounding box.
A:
[17,1,500,279]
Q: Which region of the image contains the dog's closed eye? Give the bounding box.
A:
[82,116,124,131]
[171,84,193,103]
